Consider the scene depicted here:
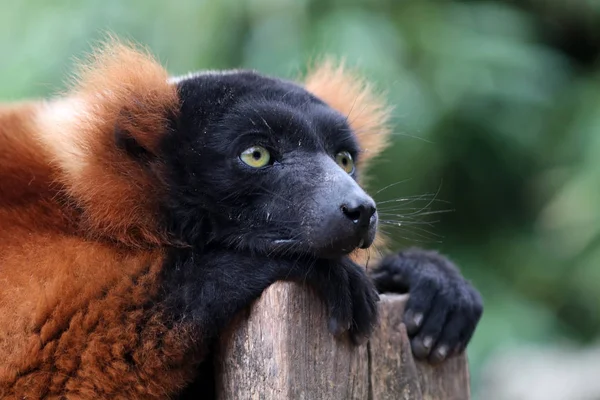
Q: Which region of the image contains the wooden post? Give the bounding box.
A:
[216,282,470,400]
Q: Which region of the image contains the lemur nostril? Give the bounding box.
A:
[341,205,362,223]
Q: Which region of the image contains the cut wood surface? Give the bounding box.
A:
[216,282,470,400]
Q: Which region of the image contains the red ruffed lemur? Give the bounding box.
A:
[0,40,482,399]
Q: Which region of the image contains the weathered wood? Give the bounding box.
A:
[369,294,423,400]
[372,294,471,400]
[216,282,368,399]
[216,282,470,400]
[415,349,471,400]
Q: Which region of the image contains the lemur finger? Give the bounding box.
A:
[402,273,440,336]
[409,290,453,360]
[427,310,467,364]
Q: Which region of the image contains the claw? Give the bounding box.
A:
[411,338,431,359]
[429,345,449,364]
[422,336,433,350]
[403,310,423,335]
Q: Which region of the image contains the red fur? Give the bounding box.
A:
[0,41,391,398]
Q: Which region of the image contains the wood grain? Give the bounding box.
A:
[369,294,423,400]
[415,352,471,400]
[216,282,470,400]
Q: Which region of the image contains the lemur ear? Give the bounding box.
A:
[113,103,169,161]
[35,38,179,247]
[114,123,153,161]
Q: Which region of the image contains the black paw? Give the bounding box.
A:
[370,248,483,364]
[309,258,380,345]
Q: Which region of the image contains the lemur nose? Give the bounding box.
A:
[341,199,377,228]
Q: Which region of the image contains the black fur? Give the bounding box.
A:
[161,248,379,347]
[134,71,483,397]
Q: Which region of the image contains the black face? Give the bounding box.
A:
[160,71,377,259]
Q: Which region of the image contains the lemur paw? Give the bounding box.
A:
[370,248,483,364]
[311,258,380,345]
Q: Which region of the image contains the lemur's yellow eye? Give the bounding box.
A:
[240,146,271,168]
[335,151,355,174]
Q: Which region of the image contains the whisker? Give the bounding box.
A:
[391,131,435,144]
[373,178,412,196]
[379,219,439,228]
[387,233,442,244]
[378,207,437,213]
[383,183,444,219]
[251,106,275,134]
[377,195,450,206]
[379,222,444,239]
[344,93,360,125]
[379,208,454,217]
[397,209,454,218]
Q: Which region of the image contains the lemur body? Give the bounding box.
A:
[0,42,482,399]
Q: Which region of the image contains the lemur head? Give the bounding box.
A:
[156,72,376,258]
[38,41,391,260]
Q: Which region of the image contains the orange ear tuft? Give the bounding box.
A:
[36,39,178,247]
[303,59,393,185]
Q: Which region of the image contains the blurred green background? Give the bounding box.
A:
[2,0,600,397]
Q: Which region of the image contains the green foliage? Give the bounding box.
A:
[2,0,600,396]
